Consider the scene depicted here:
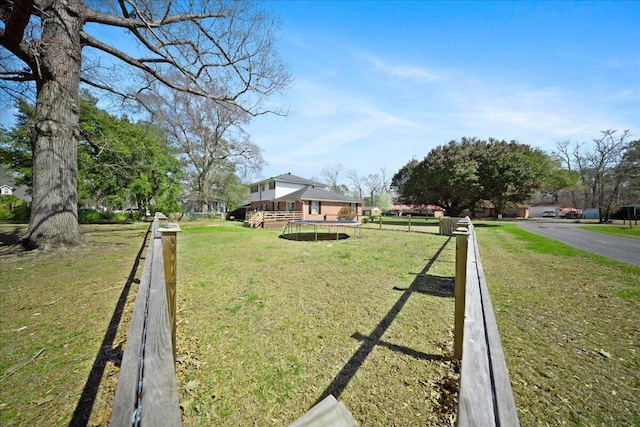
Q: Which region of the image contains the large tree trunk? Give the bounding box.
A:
[23,0,84,249]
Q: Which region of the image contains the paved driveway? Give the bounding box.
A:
[517,220,640,267]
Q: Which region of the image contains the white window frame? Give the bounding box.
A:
[310,200,321,215]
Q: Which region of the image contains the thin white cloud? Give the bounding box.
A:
[360,53,444,82]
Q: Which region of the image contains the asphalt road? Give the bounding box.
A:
[517,220,640,267]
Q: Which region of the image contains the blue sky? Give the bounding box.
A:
[1,1,637,186]
[247,0,640,183]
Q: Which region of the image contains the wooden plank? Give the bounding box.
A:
[160,226,180,361]
[289,395,359,427]
[453,230,469,360]
[112,217,181,426]
[457,226,520,426]
[140,239,181,426]
[110,221,157,427]
[474,241,520,426]
[456,231,496,427]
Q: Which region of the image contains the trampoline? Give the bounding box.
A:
[281,219,362,241]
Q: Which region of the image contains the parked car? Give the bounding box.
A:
[542,210,556,218]
[560,211,581,219]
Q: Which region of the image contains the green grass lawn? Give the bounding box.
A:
[580,223,640,239]
[2,219,638,426]
[477,223,640,426]
[175,221,459,426]
[0,222,151,426]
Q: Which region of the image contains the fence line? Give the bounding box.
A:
[110,213,517,425]
[439,216,459,235]
[110,214,181,427]
[454,218,520,426]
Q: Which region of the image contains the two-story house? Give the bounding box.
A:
[248,173,362,220]
[0,178,31,203]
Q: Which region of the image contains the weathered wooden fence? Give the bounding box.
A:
[111,214,181,427]
[110,213,517,426]
[439,216,459,235]
[453,218,520,426]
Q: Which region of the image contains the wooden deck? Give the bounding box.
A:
[246,211,303,228]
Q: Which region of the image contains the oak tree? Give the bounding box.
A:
[0,0,289,249]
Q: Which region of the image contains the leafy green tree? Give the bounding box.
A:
[3,97,182,215]
[0,99,34,188]
[618,139,640,206]
[78,97,182,214]
[392,139,482,216]
[377,192,393,212]
[219,172,249,212]
[393,138,554,216]
[539,166,581,205]
[476,139,553,215]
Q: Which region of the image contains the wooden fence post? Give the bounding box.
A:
[160,223,181,362]
[453,218,471,360]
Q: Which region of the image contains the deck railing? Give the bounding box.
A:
[246,211,303,227]
[453,218,520,426]
[110,214,181,426]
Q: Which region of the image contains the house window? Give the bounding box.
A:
[269,181,276,190]
[261,184,266,191]
[286,202,295,212]
[309,200,321,215]
[250,185,258,193]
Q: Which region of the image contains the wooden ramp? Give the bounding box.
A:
[289,395,359,427]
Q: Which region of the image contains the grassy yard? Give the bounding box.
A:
[580,223,640,239]
[1,219,638,426]
[477,223,640,426]
[0,223,151,426]
[174,221,458,426]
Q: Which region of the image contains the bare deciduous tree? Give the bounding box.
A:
[320,163,344,194]
[0,0,290,249]
[554,130,633,222]
[141,79,263,212]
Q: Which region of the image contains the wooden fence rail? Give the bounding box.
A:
[111,214,181,427]
[439,216,459,236]
[453,218,520,426]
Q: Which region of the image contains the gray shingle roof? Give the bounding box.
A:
[274,186,361,203]
[0,178,31,202]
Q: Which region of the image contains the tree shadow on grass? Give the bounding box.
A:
[313,236,452,406]
[69,224,151,426]
[393,274,455,298]
[0,225,28,255]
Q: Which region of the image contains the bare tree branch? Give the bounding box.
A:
[83,5,225,29]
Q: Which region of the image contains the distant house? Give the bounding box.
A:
[248,173,362,221]
[362,207,382,217]
[392,204,444,217]
[0,178,31,203]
